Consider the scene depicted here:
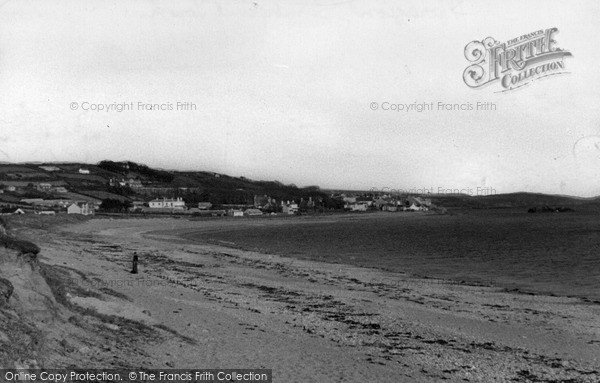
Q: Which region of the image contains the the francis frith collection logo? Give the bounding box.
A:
[463,28,572,91]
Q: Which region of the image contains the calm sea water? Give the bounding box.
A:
[181,210,600,300]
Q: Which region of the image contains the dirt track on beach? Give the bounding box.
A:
[15,216,600,382]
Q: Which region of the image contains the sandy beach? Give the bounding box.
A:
[9,215,600,382]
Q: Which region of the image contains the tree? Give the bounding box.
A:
[100,198,132,213]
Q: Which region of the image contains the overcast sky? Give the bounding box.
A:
[1,0,599,196]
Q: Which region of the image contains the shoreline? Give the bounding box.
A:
[11,211,600,302]
[5,215,600,381]
[154,212,600,303]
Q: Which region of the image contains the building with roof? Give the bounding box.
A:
[228,209,244,217]
[36,183,52,192]
[281,201,299,215]
[197,202,213,210]
[148,197,185,209]
[0,208,25,215]
[67,202,94,215]
[347,202,368,211]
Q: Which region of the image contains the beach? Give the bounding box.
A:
[9,214,600,382]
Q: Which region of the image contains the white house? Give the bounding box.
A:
[67,202,94,215]
[281,201,298,215]
[148,197,186,209]
[78,168,90,174]
[244,208,263,216]
[228,209,243,217]
[406,203,428,212]
[347,202,368,211]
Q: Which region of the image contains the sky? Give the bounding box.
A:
[0,0,599,196]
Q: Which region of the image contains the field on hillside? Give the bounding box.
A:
[180,210,600,300]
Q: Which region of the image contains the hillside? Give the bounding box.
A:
[428,192,600,210]
[0,161,598,211]
[0,161,342,209]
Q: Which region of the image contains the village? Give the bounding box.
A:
[0,164,435,217]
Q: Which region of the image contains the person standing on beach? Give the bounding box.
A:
[131,252,139,274]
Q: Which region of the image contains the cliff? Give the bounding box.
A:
[0,222,49,368]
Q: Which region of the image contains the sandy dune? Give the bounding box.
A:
[16,217,600,382]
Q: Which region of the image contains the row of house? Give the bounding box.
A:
[148,197,186,209]
[343,196,431,212]
[143,198,266,217]
[3,193,434,218]
[137,197,302,217]
[15,197,100,216]
[135,198,220,215]
[227,208,263,217]
[0,202,94,216]
[0,182,68,193]
[35,183,68,193]
[109,177,143,188]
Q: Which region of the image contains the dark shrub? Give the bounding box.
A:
[0,235,41,255]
